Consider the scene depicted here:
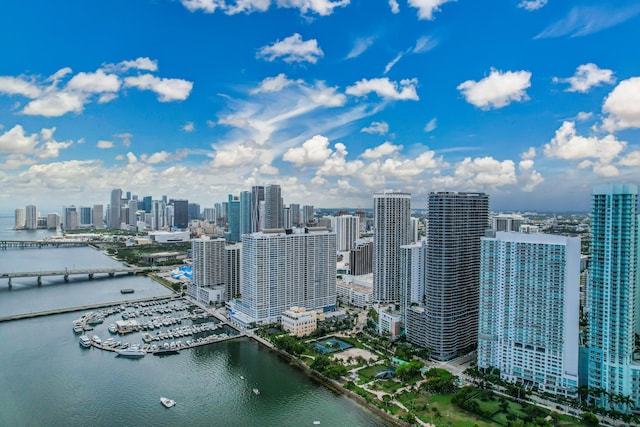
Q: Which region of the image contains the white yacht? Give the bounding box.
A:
[116,347,146,358]
[160,397,176,408]
[91,335,101,345]
[79,335,92,348]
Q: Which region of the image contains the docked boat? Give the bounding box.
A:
[252,388,260,395]
[160,397,176,408]
[108,324,117,334]
[91,335,102,345]
[153,348,180,356]
[120,288,135,294]
[73,325,84,334]
[79,335,92,348]
[116,347,146,358]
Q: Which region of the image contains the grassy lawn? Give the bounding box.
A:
[378,379,405,393]
[396,391,496,427]
[357,365,387,383]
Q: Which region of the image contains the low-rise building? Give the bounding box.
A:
[148,231,190,243]
[337,274,373,308]
[281,307,317,337]
[378,307,402,339]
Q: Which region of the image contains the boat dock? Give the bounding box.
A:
[91,331,245,354]
[0,295,179,323]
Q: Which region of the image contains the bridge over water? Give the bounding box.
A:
[0,240,90,249]
[2,267,153,287]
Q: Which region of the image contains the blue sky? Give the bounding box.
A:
[1,0,640,213]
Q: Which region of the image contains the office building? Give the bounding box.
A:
[46,212,61,230]
[410,217,420,243]
[63,206,78,230]
[250,186,264,232]
[413,191,488,360]
[478,232,580,397]
[281,307,318,337]
[239,191,252,237]
[349,240,373,275]
[226,195,240,242]
[171,199,189,229]
[225,243,242,302]
[93,204,104,229]
[373,190,411,303]
[399,240,427,327]
[303,205,314,226]
[289,203,300,227]
[188,203,201,221]
[234,227,336,324]
[25,205,37,230]
[586,184,640,410]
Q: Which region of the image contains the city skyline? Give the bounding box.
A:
[2,1,640,212]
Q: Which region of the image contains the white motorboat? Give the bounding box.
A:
[160,397,176,408]
[252,388,260,395]
[91,335,101,345]
[108,324,117,334]
[116,347,146,358]
[79,335,92,348]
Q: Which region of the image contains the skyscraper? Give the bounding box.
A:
[14,208,25,229]
[226,194,240,242]
[400,240,427,327]
[478,232,580,397]
[236,228,336,324]
[335,214,360,251]
[93,204,104,229]
[289,203,300,227]
[239,191,252,237]
[418,191,488,360]
[303,205,314,226]
[587,184,640,409]
[79,206,93,227]
[109,188,122,229]
[25,205,37,230]
[250,185,264,232]
[171,199,189,229]
[189,237,227,305]
[264,184,283,229]
[373,190,411,303]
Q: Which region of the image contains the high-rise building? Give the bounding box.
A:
[93,204,104,229]
[225,243,242,302]
[586,184,640,409]
[46,213,61,230]
[289,203,300,227]
[143,196,153,214]
[109,189,122,229]
[236,228,336,324]
[491,214,525,233]
[335,215,360,251]
[303,205,314,226]
[373,190,411,303]
[478,232,580,397]
[239,191,252,237]
[188,203,201,221]
[226,194,240,242]
[25,205,37,230]
[349,240,373,276]
[151,200,166,230]
[188,237,227,304]
[128,200,137,227]
[63,206,78,231]
[251,186,264,232]
[203,208,216,222]
[400,240,427,327]
[171,199,189,229]
[264,184,283,229]
[14,208,25,229]
[412,191,489,360]
[410,217,420,243]
[78,206,92,227]
[282,206,291,228]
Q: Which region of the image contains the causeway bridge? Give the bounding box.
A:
[2,267,152,287]
[0,240,90,249]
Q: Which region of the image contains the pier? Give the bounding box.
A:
[2,267,153,287]
[0,295,178,323]
[0,240,89,249]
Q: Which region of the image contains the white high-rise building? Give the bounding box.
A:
[14,208,25,229]
[109,188,122,229]
[410,217,420,243]
[93,204,104,229]
[236,228,336,324]
[189,237,226,305]
[25,205,37,230]
[302,205,314,226]
[491,214,525,233]
[478,232,580,397]
[335,215,360,251]
[373,190,411,303]
[399,240,427,327]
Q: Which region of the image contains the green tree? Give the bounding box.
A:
[311,355,331,372]
[581,412,600,426]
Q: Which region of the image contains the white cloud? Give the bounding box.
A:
[309,84,346,107]
[346,77,419,101]
[361,121,389,135]
[124,74,193,102]
[0,76,42,98]
[259,164,279,175]
[408,0,454,20]
[66,70,121,93]
[180,0,226,13]
[257,33,323,64]
[226,0,271,14]
[535,4,640,38]
[251,73,302,94]
[553,63,615,93]
[518,0,547,11]
[384,53,404,75]
[114,133,133,147]
[212,141,263,168]
[457,68,531,109]
[276,0,350,16]
[97,140,114,149]
[361,141,402,159]
[346,37,374,59]
[424,118,437,132]
[388,0,399,14]
[520,147,536,160]
[0,125,39,153]
[518,159,544,191]
[454,156,517,187]
[22,92,86,117]
[283,135,333,166]
[601,77,640,131]
[141,151,169,164]
[206,120,216,128]
[182,122,195,132]
[126,152,138,164]
[619,151,640,166]
[317,142,364,176]
[413,36,438,53]
[117,57,159,72]
[576,111,593,121]
[544,121,626,176]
